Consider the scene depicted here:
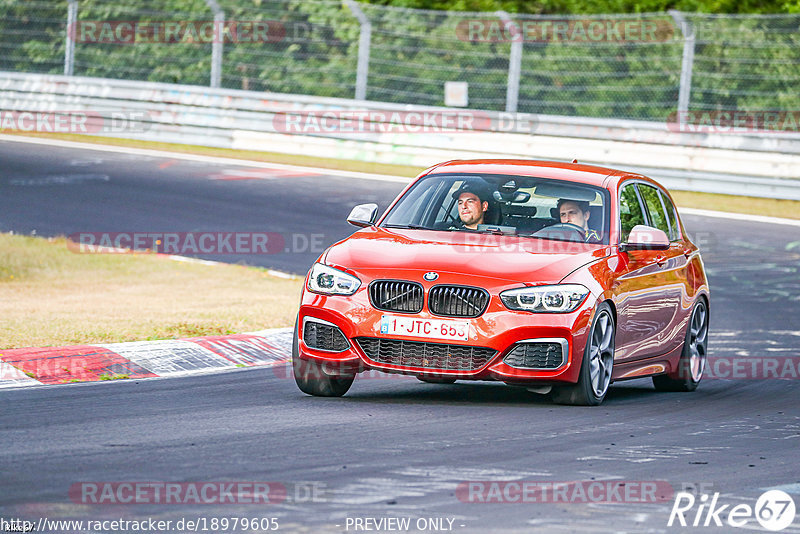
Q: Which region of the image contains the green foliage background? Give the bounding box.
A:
[364,0,798,15]
[1,0,797,121]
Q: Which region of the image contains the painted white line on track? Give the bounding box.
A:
[763,483,800,495]
[266,269,300,279]
[0,362,289,390]
[680,207,800,227]
[217,169,286,177]
[166,255,300,278]
[3,134,799,227]
[246,327,293,337]
[124,363,286,381]
[167,255,221,267]
[0,134,412,183]
[0,362,39,388]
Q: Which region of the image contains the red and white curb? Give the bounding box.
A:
[0,328,293,389]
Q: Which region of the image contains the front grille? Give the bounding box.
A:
[303,320,349,352]
[503,342,564,369]
[428,285,489,318]
[369,280,423,313]
[356,337,496,371]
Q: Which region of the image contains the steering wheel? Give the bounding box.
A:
[539,222,585,237]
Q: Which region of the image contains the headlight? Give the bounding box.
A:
[500,284,590,313]
[307,263,361,295]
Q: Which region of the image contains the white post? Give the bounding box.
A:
[64,0,78,76]
[345,0,371,101]
[205,0,224,88]
[669,10,695,124]
[497,11,522,114]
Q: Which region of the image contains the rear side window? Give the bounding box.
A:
[638,184,671,237]
[619,184,645,242]
[659,190,681,241]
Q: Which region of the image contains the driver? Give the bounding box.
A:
[557,198,600,242]
[452,182,491,230]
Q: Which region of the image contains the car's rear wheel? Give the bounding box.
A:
[653,298,708,392]
[552,302,615,406]
[292,319,355,397]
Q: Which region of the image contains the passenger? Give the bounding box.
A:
[557,198,600,242]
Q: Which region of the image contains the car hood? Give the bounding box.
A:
[323,227,608,286]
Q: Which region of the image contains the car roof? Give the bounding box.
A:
[424,159,642,190]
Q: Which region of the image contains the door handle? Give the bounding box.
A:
[655,255,667,266]
[682,248,692,258]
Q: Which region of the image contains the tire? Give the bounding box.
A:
[552,302,615,406]
[292,319,355,397]
[653,298,708,392]
[417,376,457,384]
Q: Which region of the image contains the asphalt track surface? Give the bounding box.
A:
[1,139,799,533]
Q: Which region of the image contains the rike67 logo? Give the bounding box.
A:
[669,490,796,531]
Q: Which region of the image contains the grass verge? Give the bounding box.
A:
[5,131,799,220]
[0,233,303,350]
[670,190,800,220]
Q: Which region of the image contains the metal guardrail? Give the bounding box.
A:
[2,71,800,200]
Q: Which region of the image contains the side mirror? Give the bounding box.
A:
[347,203,378,228]
[621,225,670,251]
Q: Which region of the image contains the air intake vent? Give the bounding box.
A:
[428,285,489,318]
[303,320,349,352]
[369,280,424,313]
[503,341,565,369]
[356,337,495,371]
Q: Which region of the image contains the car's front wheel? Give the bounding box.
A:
[653,298,708,392]
[552,302,615,406]
[292,320,355,397]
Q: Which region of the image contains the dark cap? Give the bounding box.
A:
[452,181,491,203]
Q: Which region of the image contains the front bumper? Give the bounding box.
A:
[296,284,596,385]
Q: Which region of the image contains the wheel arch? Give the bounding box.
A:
[602,298,618,327]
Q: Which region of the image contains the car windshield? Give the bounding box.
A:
[380,173,610,244]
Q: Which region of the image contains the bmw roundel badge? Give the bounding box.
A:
[423,272,439,281]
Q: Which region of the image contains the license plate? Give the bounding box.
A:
[379,315,469,341]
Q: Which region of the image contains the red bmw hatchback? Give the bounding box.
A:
[293,160,710,405]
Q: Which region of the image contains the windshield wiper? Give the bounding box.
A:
[382,224,430,230]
